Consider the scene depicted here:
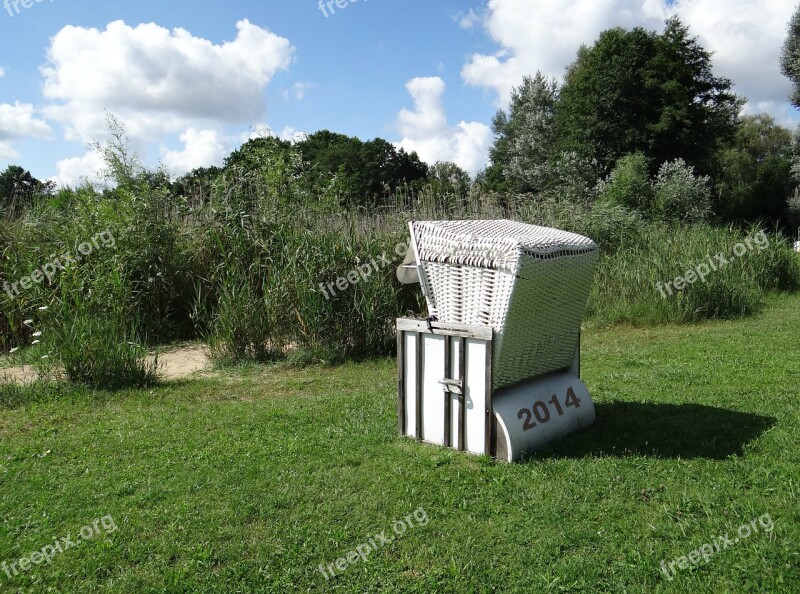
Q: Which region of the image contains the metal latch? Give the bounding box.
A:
[438,378,463,395]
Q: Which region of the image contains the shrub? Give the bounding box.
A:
[653,159,712,223]
[598,153,654,213]
[540,151,600,204]
[36,275,159,390]
[588,223,800,325]
[201,207,421,365]
[40,312,158,390]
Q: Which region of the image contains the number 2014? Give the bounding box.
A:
[517,387,581,431]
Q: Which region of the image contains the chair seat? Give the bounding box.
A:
[409,219,599,389]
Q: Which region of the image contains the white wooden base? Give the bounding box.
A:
[492,374,595,462]
[397,318,594,462]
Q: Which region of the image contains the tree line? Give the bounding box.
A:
[3,15,800,232]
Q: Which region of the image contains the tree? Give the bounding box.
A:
[781,4,800,108]
[173,165,223,207]
[0,165,48,217]
[296,131,428,206]
[489,73,559,193]
[556,17,742,174]
[223,136,293,173]
[715,114,793,221]
[223,136,302,209]
[428,161,471,199]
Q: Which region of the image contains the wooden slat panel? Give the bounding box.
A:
[484,333,494,457]
[415,332,423,440]
[397,330,406,436]
[458,336,466,452]
[396,318,493,340]
[443,335,452,447]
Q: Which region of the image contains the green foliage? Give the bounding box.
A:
[578,200,645,253]
[598,154,714,223]
[3,116,800,385]
[474,162,513,194]
[589,224,800,325]
[538,151,600,204]
[296,131,429,207]
[652,159,712,223]
[781,3,800,108]
[747,227,800,294]
[427,161,471,202]
[221,136,303,209]
[556,17,741,174]
[199,201,421,365]
[598,153,654,212]
[90,114,145,192]
[490,72,560,193]
[179,131,431,210]
[0,165,51,218]
[715,114,794,222]
[40,308,159,391]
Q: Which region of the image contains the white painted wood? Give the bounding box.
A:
[492,374,595,462]
[421,335,446,445]
[449,338,461,448]
[465,339,487,455]
[403,332,417,438]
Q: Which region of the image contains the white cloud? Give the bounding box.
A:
[744,100,798,128]
[457,8,482,30]
[242,123,306,143]
[291,81,313,100]
[161,128,228,176]
[673,0,795,116]
[0,102,52,162]
[53,150,107,187]
[41,19,295,142]
[0,67,5,78]
[277,126,307,142]
[243,123,275,142]
[462,0,664,104]
[396,77,492,175]
[0,143,16,162]
[462,0,797,119]
[282,81,313,102]
[0,102,52,140]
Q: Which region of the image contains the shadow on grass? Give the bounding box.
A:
[529,402,776,460]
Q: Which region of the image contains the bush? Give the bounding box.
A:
[588,223,800,325]
[36,274,159,390]
[578,201,645,253]
[540,151,600,204]
[653,159,712,223]
[201,206,422,365]
[598,153,653,213]
[507,194,643,254]
[2,119,799,388]
[41,312,158,390]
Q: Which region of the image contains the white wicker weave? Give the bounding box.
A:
[409,220,599,390]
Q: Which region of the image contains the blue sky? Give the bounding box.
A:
[0,0,797,184]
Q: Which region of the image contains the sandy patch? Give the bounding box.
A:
[152,345,212,380]
[0,366,37,384]
[1,344,213,385]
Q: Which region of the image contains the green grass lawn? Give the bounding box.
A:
[1,295,799,593]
